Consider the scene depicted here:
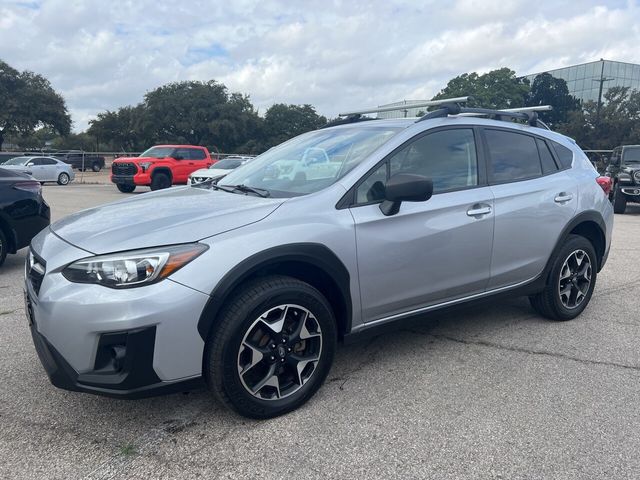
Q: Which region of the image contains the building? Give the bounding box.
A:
[376,59,640,118]
[523,59,640,104]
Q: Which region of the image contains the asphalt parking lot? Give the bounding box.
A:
[1,183,639,479]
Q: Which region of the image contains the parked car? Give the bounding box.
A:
[0,169,50,267]
[111,145,213,193]
[53,151,106,172]
[188,156,253,185]
[1,156,75,185]
[605,145,640,213]
[25,103,613,419]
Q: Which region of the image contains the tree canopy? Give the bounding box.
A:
[526,73,581,127]
[0,59,71,150]
[432,68,530,109]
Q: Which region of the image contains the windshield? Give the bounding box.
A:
[219,126,401,197]
[212,159,244,170]
[623,147,640,163]
[4,157,30,165]
[140,147,175,158]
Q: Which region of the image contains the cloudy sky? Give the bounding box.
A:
[1,0,639,131]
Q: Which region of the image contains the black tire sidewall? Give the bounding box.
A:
[548,236,597,319]
[116,184,135,193]
[151,173,171,190]
[58,173,69,185]
[613,187,627,214]
[210,280,337,418]
[92,163,101,172]
[0,228,6,267]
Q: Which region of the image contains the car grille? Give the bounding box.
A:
[112,162,138,175]
[27,249,46,296]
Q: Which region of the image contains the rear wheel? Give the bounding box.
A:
[529,234,597,321]
[57,172,70,185]
[116,184,136,193]
[613,186,627,214]
[206,275,337,419]
[0,228,7,267]
[150,172,171,191]
[91,162,101,172]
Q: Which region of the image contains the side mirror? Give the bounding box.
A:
[379,173,433,216]
[26,162,34,166]
[172,155,183,160]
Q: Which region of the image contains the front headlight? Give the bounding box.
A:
[62,243,208,288]
[619,173,632,182]
[139,162,153,172]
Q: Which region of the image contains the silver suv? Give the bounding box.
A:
[25,102,613,418]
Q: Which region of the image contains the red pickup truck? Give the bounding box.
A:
[111,145,214,193]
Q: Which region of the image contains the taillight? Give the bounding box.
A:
[13,181,42,194]
[596,176,612,196]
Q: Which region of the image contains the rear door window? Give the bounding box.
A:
[485,129,542,183]
[189,149,206,160]
[536,139,559,175]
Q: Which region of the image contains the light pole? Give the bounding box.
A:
[593,59,614,126]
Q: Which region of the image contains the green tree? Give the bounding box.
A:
[526,73,580,127]
[262,104,326,148]
[433,67,530,109]
[557,87,640,149]
[88,105,147,151]
[0,59,71,150]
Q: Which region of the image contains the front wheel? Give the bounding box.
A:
[57,172,70,185]
[206,275,337,419]
[529,234,597,321]
[91,163,102,172]
[613,187,627,214]
[116,183,136,193]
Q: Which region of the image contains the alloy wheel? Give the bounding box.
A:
[558,249,592,309]
[237,304,322,400]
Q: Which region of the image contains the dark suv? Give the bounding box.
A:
[606,145,640,213]
[53,151,106,172]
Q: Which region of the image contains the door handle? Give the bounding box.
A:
[554,192,573,203]
[467,203,492,217]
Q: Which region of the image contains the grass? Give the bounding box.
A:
[119,443,137,456]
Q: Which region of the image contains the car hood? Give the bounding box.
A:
[114,156,156,164]
[50,186,285,254]
[1,165,30,172]
[191,168,228,177]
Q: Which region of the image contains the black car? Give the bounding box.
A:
[0,168,50,267]
[52,151,106,172]
[606,145,640,214]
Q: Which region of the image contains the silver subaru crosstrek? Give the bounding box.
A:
[25,105,613,418]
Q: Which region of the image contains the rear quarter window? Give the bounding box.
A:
[190,149,207,160]
[550,141,574,169]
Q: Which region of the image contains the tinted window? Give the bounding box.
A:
[623,146,640,163]
[486,130,542,183]
[550,141,574,169]
[354,128,478,204]
[40,158,57,165]
[389,129,478,193]
[190,149,206,160]
[536,139,558,175]
[27,158,42,166]
[173,149,191,160]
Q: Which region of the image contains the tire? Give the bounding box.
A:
[613,187,627,214]
[116,183,136,193]
[205,275,337,419]
[0,228,7,267]
[150,172,171,191]
[529,234,597,321]
[57,172,70,185]
[91,163,101,172]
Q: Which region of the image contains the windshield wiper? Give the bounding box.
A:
[195,178,236,193]
[225,184,271,198]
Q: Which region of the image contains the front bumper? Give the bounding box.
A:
[25,230,211,398]
[111,174,145,186]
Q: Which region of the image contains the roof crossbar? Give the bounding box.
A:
[338,96,470,117]
[416,104,553,130]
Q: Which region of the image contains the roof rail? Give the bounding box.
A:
[338,96,470,117]
[417,104,553,130]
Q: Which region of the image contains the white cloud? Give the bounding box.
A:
[0,0,639,131]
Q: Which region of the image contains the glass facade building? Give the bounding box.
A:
[376,59,640,118]
[523,59,640,103]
